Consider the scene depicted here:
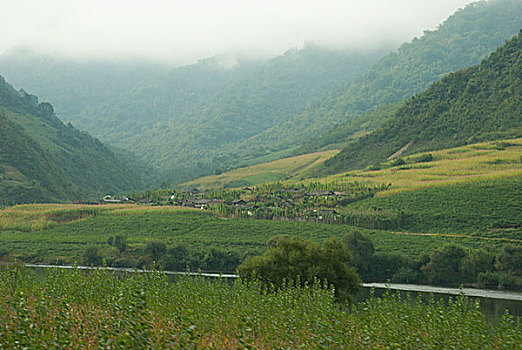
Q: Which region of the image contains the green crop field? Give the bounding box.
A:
[347,176,522,238]
[1,265,520,349]
[0,203,510,267]
[313,138,522,196]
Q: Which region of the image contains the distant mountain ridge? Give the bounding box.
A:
[1,44,391,184]
[319,30,522,175]
[0,76,143,204]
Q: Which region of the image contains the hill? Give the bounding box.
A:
[0,76,143,205]
[0,45,389,184]
[180,149,339,189]
[320,30,522,175]
[0,50,167,119]
[289,0,522,154]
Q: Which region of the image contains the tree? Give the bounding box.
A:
[238,235,360,302]
[145,241,167,262]
[421,245,467,285]
[162,243,190,271]
[460,248,495,282]
[83,246,102,266]
[113,234,127,255]
[496,244,522,277]
[342,229,374,274]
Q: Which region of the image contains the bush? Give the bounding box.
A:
[238,235,361,302]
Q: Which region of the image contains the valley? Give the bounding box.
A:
[0,0,521,347]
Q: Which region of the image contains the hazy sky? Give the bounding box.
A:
[0,0,476,64]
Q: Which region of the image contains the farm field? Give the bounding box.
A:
[346,176,522,238]
[180,138,522,194]
[0,202,513,267]
[317,138,522,196]
[180,149,339,189]
[1,265,520,349]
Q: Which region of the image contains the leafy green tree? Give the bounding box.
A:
[238,235,360,302]
[421,245,467,285]
[342,229,374,274]
[496,244,522,277]
[460,248,495,282]
[145,241,167,262]
[162,243,190,271]
[113,234,127,255]
[83,246,102,266]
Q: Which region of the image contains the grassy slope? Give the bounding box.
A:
[180,149,339,189]
[311,138,522,196]
[0,76,143,204]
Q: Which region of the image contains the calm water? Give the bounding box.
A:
[357,284,522,323]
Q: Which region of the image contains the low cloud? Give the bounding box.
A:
[0,0,475,64]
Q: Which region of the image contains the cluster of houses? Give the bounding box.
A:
[101,186,362,221]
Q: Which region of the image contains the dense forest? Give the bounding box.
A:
[0,45,390,184]
[320,30,522,174]
[294,0,522,154]
[0,76,143,205]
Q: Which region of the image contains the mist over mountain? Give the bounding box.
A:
[289,0,522,154]
[1,0,520,187]
[0,44,391,184]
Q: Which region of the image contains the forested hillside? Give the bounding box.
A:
[2,0,520,186]
[0,76,143,204]
[293,0,522,154]
[0,50,167,119]
[1,44,390,184]
[73,45,388,184]
[320,31,522,175]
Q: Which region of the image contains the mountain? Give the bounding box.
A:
[290,0,522,154]
[0,76,143,205]
[2,0,520,186]
[0,50,168,119]
[319,30,522,175]
[1,44,390,184]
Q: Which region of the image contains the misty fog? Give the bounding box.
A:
[0,0,475,65]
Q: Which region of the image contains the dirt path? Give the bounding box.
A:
[387,141,413,160]
[390,230,522,243]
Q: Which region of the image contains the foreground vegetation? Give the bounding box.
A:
[0,265,520,349]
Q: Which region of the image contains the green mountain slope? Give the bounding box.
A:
[0,114,72,204]
[79,45,389,184]
[0,50,167,119]
[320,31,522,175]
[0,76,143,204]
[1,45,390,184]
[290,0,522,154]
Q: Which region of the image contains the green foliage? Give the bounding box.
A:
[349,176,522,236]
[145,240,167,262]
[421,245,467,285]
[496,244,522,277]
[342,229,374,273]
[302,0,522,160]
[321,30,522,174]
[0,76,143,204]
[83,246,103,266]
[0,265,520,348]
[238,235,361,302]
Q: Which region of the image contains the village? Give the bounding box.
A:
[101,181,402,230]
